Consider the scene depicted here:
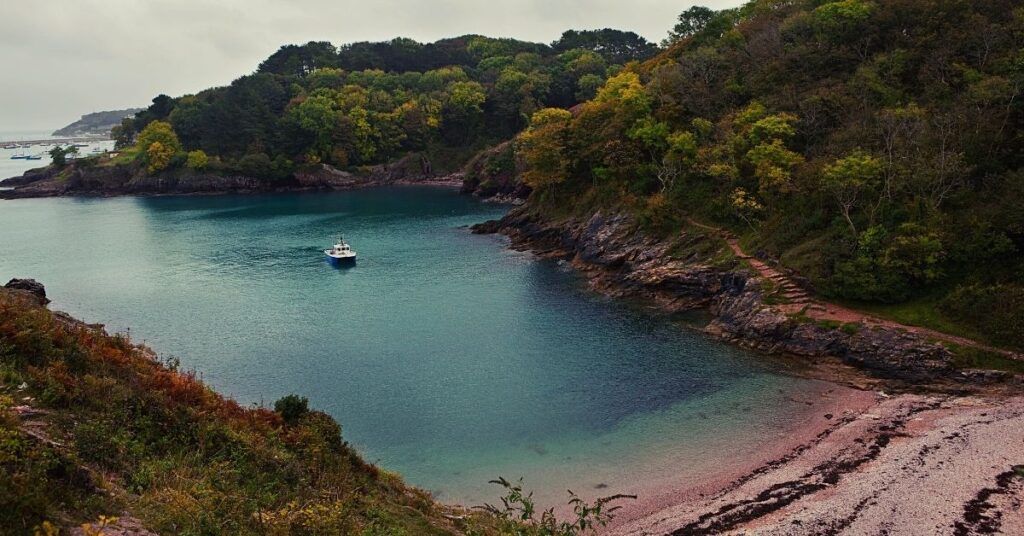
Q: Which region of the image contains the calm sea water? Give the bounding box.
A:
[0,187,823,506]
[0,130,114,181]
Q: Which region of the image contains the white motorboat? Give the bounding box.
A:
[324,236,357,263]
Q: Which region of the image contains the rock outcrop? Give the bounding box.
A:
[5,278,50,305]
[459,141,530,201]
[708,281,954,379]
[473,208,957,381]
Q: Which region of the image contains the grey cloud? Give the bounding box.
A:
[0,0,741,131]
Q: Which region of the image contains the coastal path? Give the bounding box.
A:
[685,218,1024,362]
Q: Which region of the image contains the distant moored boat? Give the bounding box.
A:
[324,236,357,264]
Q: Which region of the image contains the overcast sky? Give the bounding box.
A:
[0,0,741,131]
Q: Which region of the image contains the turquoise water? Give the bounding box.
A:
[0,187,821,506]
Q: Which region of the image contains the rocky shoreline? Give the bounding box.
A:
[0,152,497,200]
[472,209,1024,535]
[472,208,1016,385]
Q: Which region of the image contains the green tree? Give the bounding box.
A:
[307,67,345,90]
[748,113,798,145]
[145,142,175,174]
[48,146,67,167]
[111,117,136,150]
[593,72,650,117]
[441,80,487,142]
[289,92,340,160]
[731,187,765,229]
[812,0,875,56]
[167,96,208,150]
[665,6,717,45]
[347,107,379,163]
[186,150,209,170]
[575,74,604,101]
[135,121,181,154]
[135,121,182,174]
[494,68,552,130]
[660,131,699,192]
[822,150,882,235]
[563,49,607,78]
[552,28,657,63]
[813,0,874,34]
[746,139,804,195]
[517,108,573,190]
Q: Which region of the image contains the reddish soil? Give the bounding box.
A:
[713,229,1022,362]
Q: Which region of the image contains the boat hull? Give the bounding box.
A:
[325,254,357,265]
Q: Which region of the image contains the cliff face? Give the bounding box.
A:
[474,209,967,382]
[458,141,531,202]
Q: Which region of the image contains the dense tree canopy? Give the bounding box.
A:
[512,0,1024,348]
[122,32,655,177]
[109,3,1024,348]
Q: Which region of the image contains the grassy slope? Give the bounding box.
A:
[0,288,500,535]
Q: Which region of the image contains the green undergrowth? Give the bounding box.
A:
[835,294,993,348]
[0,288,633,536]
[945,344,1024,375]
[0,289,472,535]
[789,311,862,335]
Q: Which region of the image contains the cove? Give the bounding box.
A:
[0,187,828,506]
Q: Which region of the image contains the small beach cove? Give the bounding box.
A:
[0,185,873,517]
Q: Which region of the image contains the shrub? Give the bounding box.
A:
[479,476,635,535]
[135,121,182,174]
[942,284,1024,349]
[274,394,309,425]
[829,224,945,302]
[186,150,209,170]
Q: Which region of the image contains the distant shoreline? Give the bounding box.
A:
[1,135,110,145]
[0,164,473,201]
[0,151,514,201]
